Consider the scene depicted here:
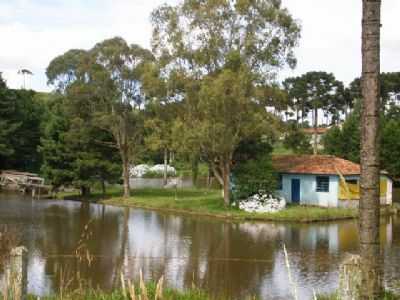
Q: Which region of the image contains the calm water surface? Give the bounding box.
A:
[0,193,399,300]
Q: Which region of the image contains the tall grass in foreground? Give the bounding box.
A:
[316,291,400,300]
[25,278,211,300]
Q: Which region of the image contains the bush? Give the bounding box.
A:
[142,170,176,178]
[283,124,312,154]
[231,154,277,201]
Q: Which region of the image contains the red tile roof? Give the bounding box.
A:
[272,155,361,176]
[302,128,329,135]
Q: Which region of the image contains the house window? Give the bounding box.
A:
[316,176,330,192]
[278,175,283,190]
[345,179,358,185]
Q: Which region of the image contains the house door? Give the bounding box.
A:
[291,179,300,203]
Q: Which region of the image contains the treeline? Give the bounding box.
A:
[280,71,400,126]
[323,104,400,179]
[2,0,400,203]
[0,76,44,172]
[34,0,301,204]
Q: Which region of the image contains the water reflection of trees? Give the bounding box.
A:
[28,202,124,292]
[2,196,395,299]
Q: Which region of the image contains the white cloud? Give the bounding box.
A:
[1,0,399,91]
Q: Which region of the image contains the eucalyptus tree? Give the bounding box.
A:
[47,37,154,198]
[151,0,300,205]
[360,0,382,298]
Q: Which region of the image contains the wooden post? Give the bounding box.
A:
[8,247,28,300]
[338,254,362,300]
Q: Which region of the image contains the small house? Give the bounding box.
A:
[273,155,393,208]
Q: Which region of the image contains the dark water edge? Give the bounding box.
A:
[0,193,399,300]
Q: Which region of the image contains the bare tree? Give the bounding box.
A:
[18,69,33,89]
[360,0,382,298]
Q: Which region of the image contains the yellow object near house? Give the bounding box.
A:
[339,178,387,200]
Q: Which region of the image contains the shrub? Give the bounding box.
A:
[231,154,277,201]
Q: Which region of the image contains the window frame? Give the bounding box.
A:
[316,176,330,193]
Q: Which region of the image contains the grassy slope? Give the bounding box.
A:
[61,186,358,222]
[272,141,294,155]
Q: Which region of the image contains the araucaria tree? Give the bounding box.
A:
[284,72,344,154]
[151,0,300,206]
[47,37,153,198]
[360,0,382,298]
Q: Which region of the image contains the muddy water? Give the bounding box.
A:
[0,193,399,300]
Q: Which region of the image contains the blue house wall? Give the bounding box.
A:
[276,174,340,207]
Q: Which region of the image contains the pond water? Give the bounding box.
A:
[0,193,399,300]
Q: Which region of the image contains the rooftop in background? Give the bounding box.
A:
[272,155,361,176]
[301,127,330,135]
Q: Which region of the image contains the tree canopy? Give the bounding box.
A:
[150,0,300,205]
[46,37,154,197]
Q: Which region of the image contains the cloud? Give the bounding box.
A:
[1,0,399,91]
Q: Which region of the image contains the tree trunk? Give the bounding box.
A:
[191,154,199,187]
[80,186,91,198]
[121,152,130,198]
[222,161,230,207]
[163,148,168,186]
[360,1,382,299]
[101,179,106,197]
[313,107,318,155]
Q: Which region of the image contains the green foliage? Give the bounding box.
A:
[323,104,400,179]
[381,119,400,178]
[151,0,301,80]
[322,108,361,163]
[141,170,176,179]
[39,94,121,192]
[283,72,345,125]
[0,75,44,172]
[283,125,312,154]
[349,72,400,110]
[232,155,277,200]
[0,75,19,161]
[151,0,300,204]
[26,283,211,300]
[317,291,400,300]
[231,137,277,199]
[39,95,75,187]
[46,37,154,196]
[100,188,358,222]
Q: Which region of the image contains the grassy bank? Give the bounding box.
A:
[25,285,211,300]
[317,291,400,300]
[59,186,362,222]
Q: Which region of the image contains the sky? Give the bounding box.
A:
[1,0,400,92]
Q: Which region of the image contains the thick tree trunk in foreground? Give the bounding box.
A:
[313,107,318,155]
[360,0,382,299]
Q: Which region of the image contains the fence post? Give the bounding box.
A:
[9,246,28,300]
[338,254,362,300]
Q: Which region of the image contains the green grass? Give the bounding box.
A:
[317,291,400,300]
[59,186,361,222]
[26,286,211,300]
[272,141,294,155]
